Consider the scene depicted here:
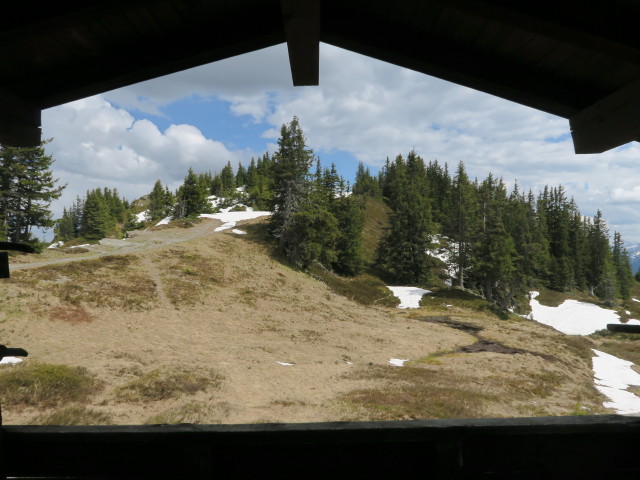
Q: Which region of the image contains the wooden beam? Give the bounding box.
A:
[280,0,320,86]
[443,0,640,65]
[0,89,41,147]
[570,78,640,153]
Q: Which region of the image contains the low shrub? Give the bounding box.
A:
[116,368,223,403]
[0,362,101,407]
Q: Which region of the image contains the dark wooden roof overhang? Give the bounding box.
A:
[1,0,640,154]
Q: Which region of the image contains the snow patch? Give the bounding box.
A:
[0,357,23,365]
[276,361,294,366]
[47,241,64,249]
[528,291,637,335]
[389,358,409,367]
[634,298,640,303]
[135,210,149,223]
[232,229,247,235]
[592,349,640,415]
[200,207,270,232]
[387,286,431,309]
[155,216,171,226]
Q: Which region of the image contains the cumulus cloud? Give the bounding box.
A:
[612,186,640,203]
[38,43,640,243]
[42,96,249,215]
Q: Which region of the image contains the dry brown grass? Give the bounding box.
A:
[155,248,224,306]
[48,305,92,324]
[0,217,612,425]
[339,365,495,420]
[10,255,157,311]
[31,406,113,425]
[144,401,226,425]
[115,368,223,403]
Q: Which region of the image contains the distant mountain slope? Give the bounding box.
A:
[627,243,640,274]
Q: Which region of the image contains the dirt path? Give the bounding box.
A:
[8,217,255,272]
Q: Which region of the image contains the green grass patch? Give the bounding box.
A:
[309,265,399,307]
[590,330,640,365]
[61,237,100,248]
[361,197,391,265]
[557,335,595,364]
[116,368,223,403]
[503,369,567,399]
[0,363,102,408]
[32,406,113,425]
[424,288,503,317]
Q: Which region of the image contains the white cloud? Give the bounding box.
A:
[41,96,249,216]
[38,43,640,243]
[612,186,640,203]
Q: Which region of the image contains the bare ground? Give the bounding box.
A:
[0,218,610,425]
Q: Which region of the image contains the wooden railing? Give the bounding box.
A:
[1,415,640,479]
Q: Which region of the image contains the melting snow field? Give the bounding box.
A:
[529,291,640,335]
[200,206,271,232]
[592,349,640,414]
[529,291,640,414]
[387,286,431,309]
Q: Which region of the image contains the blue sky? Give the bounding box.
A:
[40,43,640,245]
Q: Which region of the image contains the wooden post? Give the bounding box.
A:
[0,253,8,279]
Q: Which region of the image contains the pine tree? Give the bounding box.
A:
[220,161,236,195]
[447,161,478,288]
[376,153,434,284]
[331,195,365,275]
[175,167,211,218]
[612,231,634,300]
[471,175,517,304]
[55,208,75,241]
[352,161,381,198]
[0,140,65,243]
[81,189,114,240]
[270,116,315,262]
[235,162,247,188]
[148,180,173,221]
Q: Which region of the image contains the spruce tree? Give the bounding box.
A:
[148,180,173,221]
[235,162,247,188]
[270,116,315,262]
[612,231,634,300]
[175,167,211,218]
[0,140,65,243]
[376,153,434,284]
[81,189,114,239]
[447,161,478,288]
[471,175,516,304]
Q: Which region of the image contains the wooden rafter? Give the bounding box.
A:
[281,0,320,86]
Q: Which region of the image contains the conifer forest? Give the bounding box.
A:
[6,117,633,312]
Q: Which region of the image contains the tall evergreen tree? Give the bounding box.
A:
[0,140,65,243]
[148,180,174,221]
[446,161,478,288]
[376,152,434,284]
[471,175,517,304]
[612,231,634,300]
[270,116,315,261]
[174,167,211,218]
